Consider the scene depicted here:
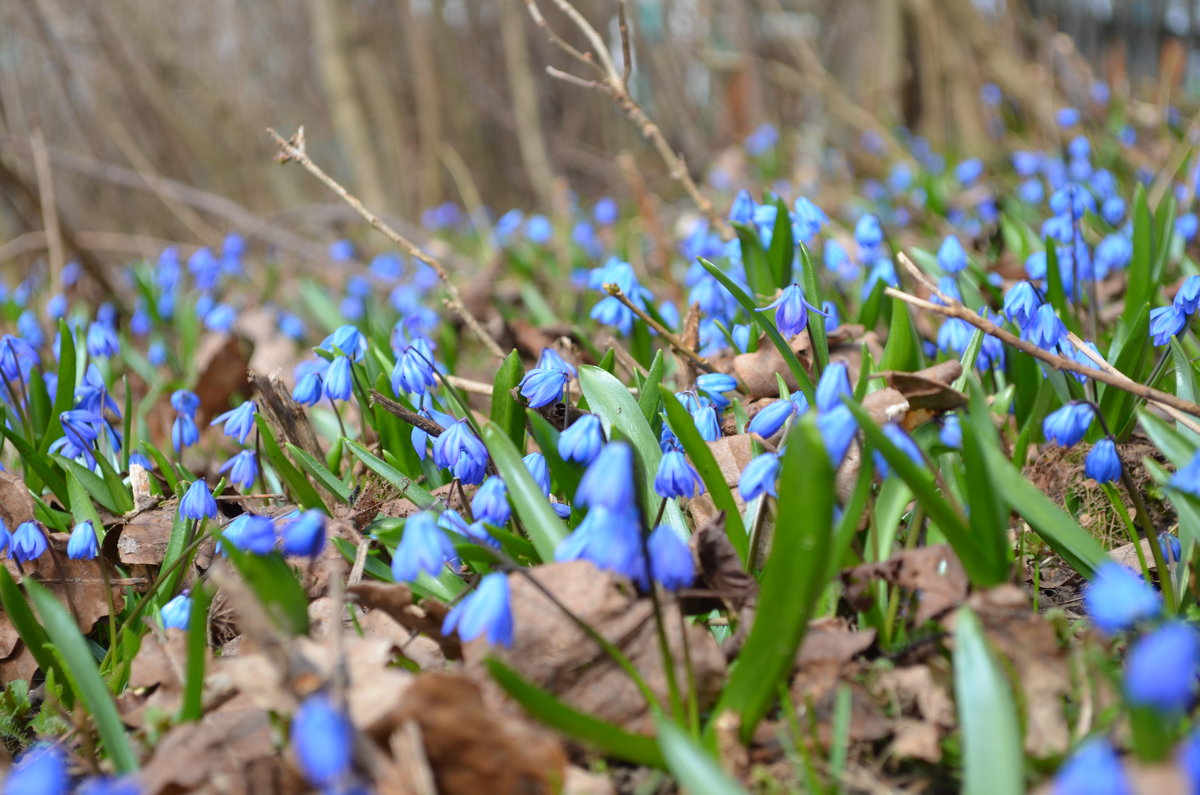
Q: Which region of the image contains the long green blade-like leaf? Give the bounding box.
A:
[714,417,833,741]
[345,439,436,508]
[697,257,815,404]
[659,387,747,562]
[179,584,214,722]
[765,195,795,292]
[1123,184,1154,328]
[287,443,352,503]
[482,423,569,563]
[219,544,309,636]
[953,606,1024,795]
[487,658,664,767]
[578,366,689,540]
[796,242,829,373]
[490,350,527,453]
[637,350,665,427]
[732,221,774,300]
[26,580,138,773]
[657,714,748,795]
[255,415,326,511]
[0,568,66,701]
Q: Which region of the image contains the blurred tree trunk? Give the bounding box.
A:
[308,0,392,215]
[399,0,444,210]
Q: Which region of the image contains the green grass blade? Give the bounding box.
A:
[797,242,829,372]
[487,657,665,767]
[953,606,1024,795]
[179,584,214,722]
[255,415,326,511]
[766,195,795,291]
[490,350,527,453]
[714,417,833,741]
[659,387,747,561]
[345,439,436,508]
[26,579,138,773]
[637,350,665,426]
[482,423,569,563]
[0,568,66,701]
[219,544,309,636]
[733,221,774,300]
[657,713,748,795]
[287,443,352,502]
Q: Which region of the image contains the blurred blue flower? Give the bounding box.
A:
[648,525,694,590]
[211,401,257,444]
[1161,532,1182,564]
[793,197,828,242]
[11,521,47,564]
[1170,451,1200,497]
[728,190,756,224]
[655,449,705,499]
[443,571,514,646]
[1056,107,1081,127]
[1017,178,1045,204]
[519,367,569,408]
[220,513,276,555]
[954,158,983,186]
[748,399,795,439]
[739,452,780,500]
[1002,281,1040,328]
[1043,402,1095,447]
[594,197,618,226]
[291,693,353,787]
[939,415,962,449]
[292,371,324,406]
[1101,196,1125,225]
[180,479,218,520]
[575,442,635,511]
[744,122,778,156]
[559,414,603,464]
[816,362,852,413]
[817,405,858,466]
[1178,213,1199,242]
[526,214,553,244]
[392,512,456,582]
[172,413,199,452]
[854,214,884,253]
[1084,439,1121,484]
[1125,622,1200,712]
[1024,304,1067,350]
[76,775,140,795]
[319,325,367,362]
[328,239,355,262]
[4,743,68,795]
[392,337,438,396]
[1052,737,1129,795]
[324,355,354,402]
[188,247,220,290]
[692,404,721,442]
[472,476,511,526]
[161,592,192,631]
[281,510,327,558]
[219,449,258,491]
[67,520,98,560]
[937,235,968,273]
[1150,305,1188,346]
[872,423,923,478]
[431,419,489,485]
[555,505,644,582]
[523,453,550,495]
[1083,562,1161,633]
[86,321,119,358]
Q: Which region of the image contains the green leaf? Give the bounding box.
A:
[765,196,795,291]
[660,387,747,562]
[53,455,118,514]
[93,453,134,514]
[698,257,815,404]
[287,443,352,503]
[879,296,922,373]
[797,242,828,373]
[578,366,689,539]
[657,714,748,795]
[1097,305,1151,436]
[490,350,527,453]
[65,468,105,539]
[733,221,774,300]
[26,580,138,773]
[140,441,179,493]
[346,440,436,508]
[714,417,833,741]
[2,422,66,501]
[1124,184,1154,328]
[38,318,77,455]
[487,658,664,767]
[219,545,309,636]
[1172,339,1200,443]
[961,382,1014,576]
[0,568,65,700]
[953,606,1023,795]
[482,423,569,563]
[637,350,665,426]
[255,415,326,511]
[179,584,214,722]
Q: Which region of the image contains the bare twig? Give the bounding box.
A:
[884,287,1200,423]
[602,283,714,373]
[368,390,446,437]
[524,0,732,239]
[29,130,64,296]
[267,127,505,359]
[617,0,632,86]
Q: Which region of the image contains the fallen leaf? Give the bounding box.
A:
[843,545,968,626]
[681,513,757,615]
[347,581,461,660]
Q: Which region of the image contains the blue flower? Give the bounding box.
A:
[763,284,823,338]
[172,414,199,452]
[816,362,852,413]
[594,197,618,226]
[523,453,550,495]
[854,214,884,252]
[1002,281,1041,328]
[872,423,924,478]
[86,321,120,357]
[1125,622,1200,712]
[817,405,858,466]
[1056,107,1081,127]
[655,450,705,499]
[954,158,983,186]
[555,505,644,583]
[939,415,962,449]
[180,479,218,520]
[391,338,438,396]
[1179,729,1200,793]
[1043,402,1095,447]
[1084,439,1121,483]
[281,510,327,558]
[324,355,354,402]
[391,512,456,582]
[1052,737,1129,795]
[692,404,721,442]
[220,513,276,555]
[937,235,968,273]
[76,775,140,795]
[648,525,694,590]
[1176,275,1200,314]
[292,371,324,405]
[4,743,68,795]
[442,572,514,646]
[739,452,780,500]
[1024,304,1067,349]
[210,401,258,444]
[519,368,569,408]
[1083,562,1161,633]
[219,449,258,491]
[1161,532,1183,564]
[161,592,192,630]
[291,693,353,788]
[319,324,366,361]
[559,415,603,464]
[1169,451,1200,496]
[1150,305,1189,346]
[472,476,511,526]
[431,419,489,485]
[67,520,98,560]
[11,522,47,564]
[575,442,635,511]
[50,409,104,467]
[748,400,795,439]
[696,372,738,396]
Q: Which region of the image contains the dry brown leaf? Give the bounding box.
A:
[113,503,179,566]
[0,472,36,529]
[889,718,943,763]
[394,672,566,795]
[843,545,969,625]
[689,434,753,525]
[468,561,726,734]
[194,333,252,426]
[797,617,877,667]
[681,513,758,615]
[117,628,195,728]
[790,659,890,746]
[347,581,461,660]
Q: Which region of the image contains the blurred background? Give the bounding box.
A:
[0,0,1196,270]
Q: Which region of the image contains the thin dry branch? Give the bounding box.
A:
[267,127,505,360]
[602,283,714,373]
[524,0,732,239]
